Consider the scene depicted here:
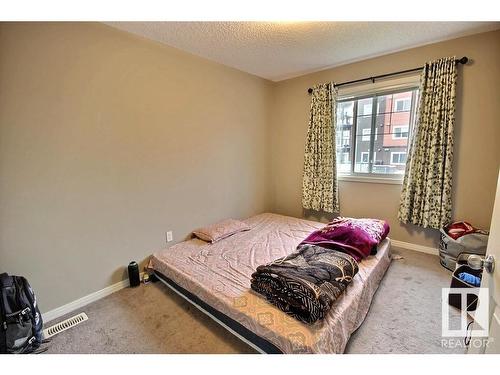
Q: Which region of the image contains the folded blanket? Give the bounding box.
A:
[299,217,390,261]
[251,244,358,324]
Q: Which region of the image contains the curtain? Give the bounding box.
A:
[302,82,340,213]
[398,56,458,229]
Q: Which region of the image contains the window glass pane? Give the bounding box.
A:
[358,98,373,117]
[336,88,416,177]
[372,90,413,175]
[377,93,392,115]
[336,100,354,174]
[354,97,373,173]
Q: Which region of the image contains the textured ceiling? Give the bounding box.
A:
[105,22,499,81]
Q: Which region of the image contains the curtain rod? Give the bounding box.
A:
[307,56,469,94]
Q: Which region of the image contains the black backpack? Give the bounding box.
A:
[0,273,45,354]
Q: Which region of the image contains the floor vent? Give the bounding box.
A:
[43,312,88,339]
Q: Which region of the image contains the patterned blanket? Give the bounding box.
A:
[250,244,358,324]
[300,217,390,261]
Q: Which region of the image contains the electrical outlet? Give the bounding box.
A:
[166,231,173,243]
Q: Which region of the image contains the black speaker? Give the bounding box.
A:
[128,261,140,287]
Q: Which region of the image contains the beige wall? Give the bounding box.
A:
[270,30,500,248]
[0,23,272,312]
[1,23,499,313]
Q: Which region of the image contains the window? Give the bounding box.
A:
[361,128,371,141]
[361,128,377,141]
[362,103,372,115]
[335,101,354,174]
[341,130,350,145]
[392,125,409,139]
[391,152,407,165]
[394,98,411,112]
[335,87,418,180]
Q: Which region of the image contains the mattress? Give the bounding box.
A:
[151,213,391,353]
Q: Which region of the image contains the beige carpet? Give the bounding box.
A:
[44,248,465,354]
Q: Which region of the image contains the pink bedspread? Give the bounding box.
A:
[150,213,391,353]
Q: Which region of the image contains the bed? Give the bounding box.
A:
[150,213,391,353]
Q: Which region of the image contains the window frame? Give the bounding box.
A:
[336,85,418,184]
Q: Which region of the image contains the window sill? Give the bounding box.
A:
[338,175,403,185]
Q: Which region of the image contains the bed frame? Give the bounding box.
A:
[154,271,283,354]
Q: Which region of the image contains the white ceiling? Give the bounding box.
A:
[106,22,499,81]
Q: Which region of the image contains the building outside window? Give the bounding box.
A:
[335,86,419,179]
[336,101,354,174]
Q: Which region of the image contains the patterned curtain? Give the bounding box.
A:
[398,56,458,229]
[302,83,339,213]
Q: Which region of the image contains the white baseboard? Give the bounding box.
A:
[42,273,144,323]
[391,239,439,256]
